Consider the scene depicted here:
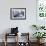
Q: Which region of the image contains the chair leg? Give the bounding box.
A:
[4,33,7,46]
[16,33,18,46]
[4,41,7,46]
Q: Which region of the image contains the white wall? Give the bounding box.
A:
[0,0,37,42]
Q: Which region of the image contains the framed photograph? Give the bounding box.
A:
[10,8,26,20]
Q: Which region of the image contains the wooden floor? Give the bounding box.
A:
[0,42,46,46]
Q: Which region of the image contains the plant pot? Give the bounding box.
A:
[37,39,45,44]
[40,38,45,43]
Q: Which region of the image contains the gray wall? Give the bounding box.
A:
[0,0,37,42]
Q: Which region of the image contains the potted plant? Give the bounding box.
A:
[33,32,46,43]
[40,26,45,29]
[32,25,45,30]
[32,25,39,30]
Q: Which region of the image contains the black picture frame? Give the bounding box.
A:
[10,8,26,20]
